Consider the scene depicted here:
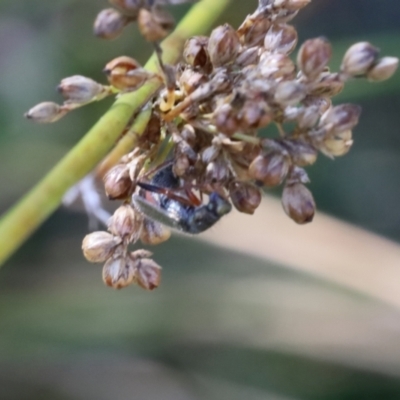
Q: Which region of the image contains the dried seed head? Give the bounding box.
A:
[229,181,262,214]
[341,42,380,77]
[282,139,318,166]
[140,218,171,245]
[282,182,315,224]
[82,231,122,263]
[94,8,131,40]
[298,105,319,129]
[264,23,298,54]
[183,36,211,69]
[248,152,290,187]
[367,56,399,82]
[259,53,296,80]
[24,102,66,123]
[274,81,307,106]
[320,130,353,157]
[297,37,332,79]
[237,13,271,47]
[310,73,344,97]
[103,164,133,200]
[319,104,361,134]
[179,69,207,95]
[236,47,260,67]
[104,56,155,90]
[206,157,230,184]
[136,258,162,290]
[102,256,136,289]
[138,7,174,42]
[57,75,105,104]
[109,0,142,17]
[208,24,241,68]
[108,204,142,242]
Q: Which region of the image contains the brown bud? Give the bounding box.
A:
[237,13,271,47]
[319,104,361,134]
[179,69,207,95]
[109,0,142,17]
[104,56,155,90]
[259,53,296,80]
[208,24,241,68]
[183,36,210,70]
[94,8,131,40]
[341,42,379,77]
[310,73,344,97]
[229,181,262,215]
[264,23,298,54]
[282,139,318,166]
[103,164,133,200]
[24,102,66,123]
[274,81,307,106]
[297,37,332,79]
[138,7,174,42]
[108,204,143,242]
[136,258,162,290]
[102,257,136,289]
[282,183,315,224]
[367,56,399,82]
[206,157,230,184]
[248,152,290,187]
[140,218,171,245]
[82,231,121,263]
[58,75,105,104]
[320,130,353,157]
[236,47,259,67]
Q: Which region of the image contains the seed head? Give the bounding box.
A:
[208,24,241,68]
[264,23,298,54]
[24,102,66,123]
[229,181,262,214]
[103,164,133,200]
[341,42,380,77]
[102,256,136,289]
[248,152,290,187]
[282,182,315,224]
[58,75,105,104]
[367,56,399,82]
[82,231,122,263]
[108,204,143,242]
[138,7,174,42]
[94,8,131,40]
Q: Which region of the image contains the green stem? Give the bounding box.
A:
[0,0,233,267]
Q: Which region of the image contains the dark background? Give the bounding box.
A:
[1,1,400,399]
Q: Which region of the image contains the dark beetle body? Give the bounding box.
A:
[132,165,231,234]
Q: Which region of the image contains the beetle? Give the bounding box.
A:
[132,164,232,234]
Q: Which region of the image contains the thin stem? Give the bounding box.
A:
[0,0,233,267]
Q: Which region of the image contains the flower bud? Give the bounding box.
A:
[237,14,271,47]
[183,36,210,70]
[236,47,259,67]
[341,42,379,77]
[108,204,142,242]
[24,102,66,123]
[206,158,230,184]
[319,104,361,134]
[282,183,315,224]
[320,130,353,157]
[283,139,318,166]
[264,23,298,54]
[297,37,332,79]
[259,53,296,80]
[367,56,399,82]
[102,257,136,289]
[136,258,162,290]
[103,164,133,200]
[58,75,105,104]
[104,56,155,90]
[179,69,207,95]
[274,81,307,106]
[248,152,290,187]
[298,105,319,129]
[94,8,130,40]
[208,24,240,68]
[138,7,174,42]
[82,231,121,263]
[310,73,344,97]
[229,181,262,214]
[140,218,171,245]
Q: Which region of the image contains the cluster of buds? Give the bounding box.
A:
[94,0,199,42]
[26,0,398,290]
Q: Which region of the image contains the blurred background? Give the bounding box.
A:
[1,0,400,399]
